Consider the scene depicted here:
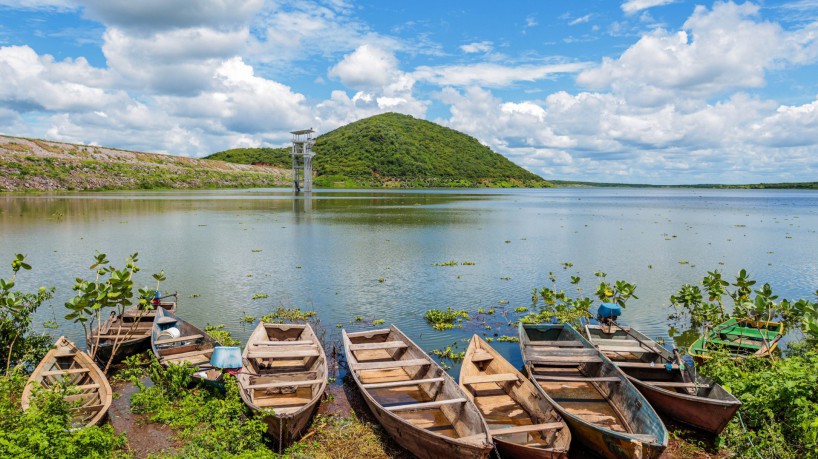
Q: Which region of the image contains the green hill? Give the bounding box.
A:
[207,113,550,188]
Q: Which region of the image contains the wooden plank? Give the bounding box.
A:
[471,350,494,363]
[630,434,658,443]
[72,383,101,390]
[161,349,212,360]
[528,340,583,347]
[529,355,602,364]
[489,422,564,436]
[352,358,429,371]
[462,373,518,385]
[252,340,314,347]
[42,368,90,376]
[590,338,642,346]
[349,341,408,351]
[641,381,709,389]
[597,345,652,354]
[535,375,620,383]
[362,377,444,389]
[71,403,105,412]
[247,378,323,389]
[384,398,467,412]
[530,348,599,356]
[155,334,203,345]
[346,329,390,338]
[615,362,679,369]
[248,349,320,359]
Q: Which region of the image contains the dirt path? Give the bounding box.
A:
[109,379,177,459]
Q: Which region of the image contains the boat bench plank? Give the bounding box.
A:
[42,368,90,376]
[384,398,466,412]
[351,358,429,371]
[349,341,408,351]
[247,379,323,390]
[252,340,314,347]
[155,334,203,345]
[72,383,101,390]
[362,377,444,389]
[596,345,654,353]
[529,355,602,364]
[642,381,710,388]
[531,348,599,356]
[462,373,519,385]
[535,375,620,383]
[470,350,494,363]
[707,338,763,349]
[615,362,679,369]
[248,349,320,359]
[346,329,390,338]
[490,422,564,436]
[528,340,583,347]
[161,349,212,360]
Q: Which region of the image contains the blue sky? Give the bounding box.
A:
[1,0,817,184]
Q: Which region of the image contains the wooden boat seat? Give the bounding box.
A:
[161,349,212,360]
[596,345,653,354]
[529,355,602,365]
[252,340,314,346]
[528,340,583,347]
[349,341,408,351]
[534,375,620,383]
[462,373,519,385]
[42,368,90,376]
[489,422,564,436]
[642,381,710,389]
[71,403,105,412]
[247,379,323,390]
[155,334,203,345]
[351,358,429,371]
[384,398,467,412]
[72,383,101,390]
[470,350,494,363]
[248,349,321,359]
[362,377,444,389]
[707,338,762,349]
[533,348,599,356]
[346,329,390,338]
[615,362,679,369]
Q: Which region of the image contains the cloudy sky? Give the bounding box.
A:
[1,0,818,184]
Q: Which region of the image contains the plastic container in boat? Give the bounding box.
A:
[210,346,242,369]
[158,327,180,340]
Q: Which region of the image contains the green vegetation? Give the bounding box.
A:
[551,179,818,189]
[205,147,290,167]
[204,324,240,346]
[208,113,550,188]
[424,307,469,331]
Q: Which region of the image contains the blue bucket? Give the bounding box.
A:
[210,346,242,369]
[597,302,622,319]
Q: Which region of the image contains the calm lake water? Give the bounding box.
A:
[1,188,817,373]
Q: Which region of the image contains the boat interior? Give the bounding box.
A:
[461,337,569,452]
[153,314,214,367]
[94,301,176,344]
[243,323,326,414]
[30,339,108,427]
[522,325,658,443]
[345,327,487,442]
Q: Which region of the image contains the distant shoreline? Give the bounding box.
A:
[550,180,818,190]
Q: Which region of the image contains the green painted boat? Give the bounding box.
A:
[688,318,784,363]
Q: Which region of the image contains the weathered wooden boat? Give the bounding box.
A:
[22,336,112,428]
[585,323,741,435]
[688,317,784,362]
[459,334,571,458]
[150,307,218,375]
[519,323,667,459]
[88,294,177,364]
[343,325,492,459]
[237,322,327,451]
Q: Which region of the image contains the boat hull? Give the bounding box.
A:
[629,377,739,435]
[495,437,569,459]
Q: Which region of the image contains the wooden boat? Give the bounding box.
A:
[459,334,571,458]
[585,324,741,435]
[519,323,667,459]
[237,322,327,450]
[88,295,177,364]
[150,307,218,373]
[688,317,784,362]
[21,336,112,428]
[343,325,492,459]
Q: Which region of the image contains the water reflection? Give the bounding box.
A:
[1,188,817,373]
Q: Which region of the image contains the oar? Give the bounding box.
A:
[673,348,697,395]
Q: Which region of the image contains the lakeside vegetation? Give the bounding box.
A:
[2,253,817,457]
[207,113,550,188]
